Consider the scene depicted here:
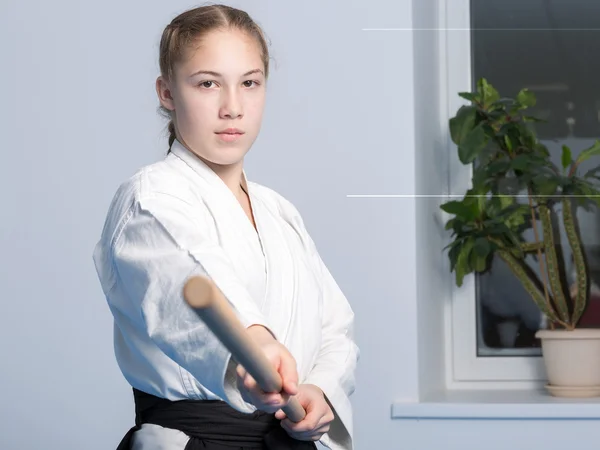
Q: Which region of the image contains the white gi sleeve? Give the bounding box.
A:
[112,192,270,413]
[278,197,359,449]
[304,247,359,449]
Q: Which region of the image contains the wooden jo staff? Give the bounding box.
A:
[183,275,306,423]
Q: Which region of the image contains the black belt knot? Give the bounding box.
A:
[115,388,316,450]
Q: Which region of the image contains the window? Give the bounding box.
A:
[446,0,600,384]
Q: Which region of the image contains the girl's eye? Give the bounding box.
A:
[198,80,260,88]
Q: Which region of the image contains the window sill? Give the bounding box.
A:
[391,389,600,420]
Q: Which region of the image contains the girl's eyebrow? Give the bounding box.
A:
[190,68,264,78]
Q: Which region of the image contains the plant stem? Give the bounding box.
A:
[527,187,554,328]
[538,204,571,323]
[521,242,544,253]
[497,250,569,328]
[568,162,579,178]
[562,198,588,325]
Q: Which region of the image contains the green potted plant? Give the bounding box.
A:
[441,77,600,397]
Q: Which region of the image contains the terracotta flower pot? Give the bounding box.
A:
[535,328,600,397]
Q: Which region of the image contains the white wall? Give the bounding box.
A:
[0,0,414,448]
[3,0,599,449]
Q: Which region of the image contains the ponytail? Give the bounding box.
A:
[167,120,176,154]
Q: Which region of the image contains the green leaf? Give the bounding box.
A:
[504,205,529,229]
[530,174,560,197]
[538,181,560,197]
[440,200,468,216]
[470,251,488,272]
[499,226,526,258]
[477,78,500,107]
[473,237,491,257]
[486,222,514,238]
[561,145,572,170]
[485,159,511,176]
[534,142,550,157]
[484,195,513,218]
[482,201,529,233]
[466,187,487,215]
[515,122,537,148]
[498,194,514,209]
[448,240,462,271]
[511,154,532,171]
[455,238,475,286]
[444,217,466,235]
[516,88,536,108]
[449,105,477,146]
[459,123,488,164]
[471,167,490,189]
[440,199,480,222]
[490,98,517,110]
[575,139,600,166]
[523,115,546,123]
[477,195,487,215]
[487,112,507,124]
[571,179,600,206]
[458,92,479,103]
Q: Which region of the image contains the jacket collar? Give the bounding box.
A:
[169,138,250,193]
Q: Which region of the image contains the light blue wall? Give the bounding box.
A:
[0,1,413,448]
[2,0,599,449]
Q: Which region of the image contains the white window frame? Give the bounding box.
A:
[443,0,547,386]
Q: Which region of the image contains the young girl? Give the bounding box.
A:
[92,4,359,450]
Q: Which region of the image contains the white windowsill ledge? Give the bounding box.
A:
[391,389,600,420]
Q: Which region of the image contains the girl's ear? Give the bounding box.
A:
[156,76,176,111]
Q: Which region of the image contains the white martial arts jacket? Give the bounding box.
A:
[92,139,359,450]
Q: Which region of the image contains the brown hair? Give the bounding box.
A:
[157,4,271,151]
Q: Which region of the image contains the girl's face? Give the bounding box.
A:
[157,28,267,167]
